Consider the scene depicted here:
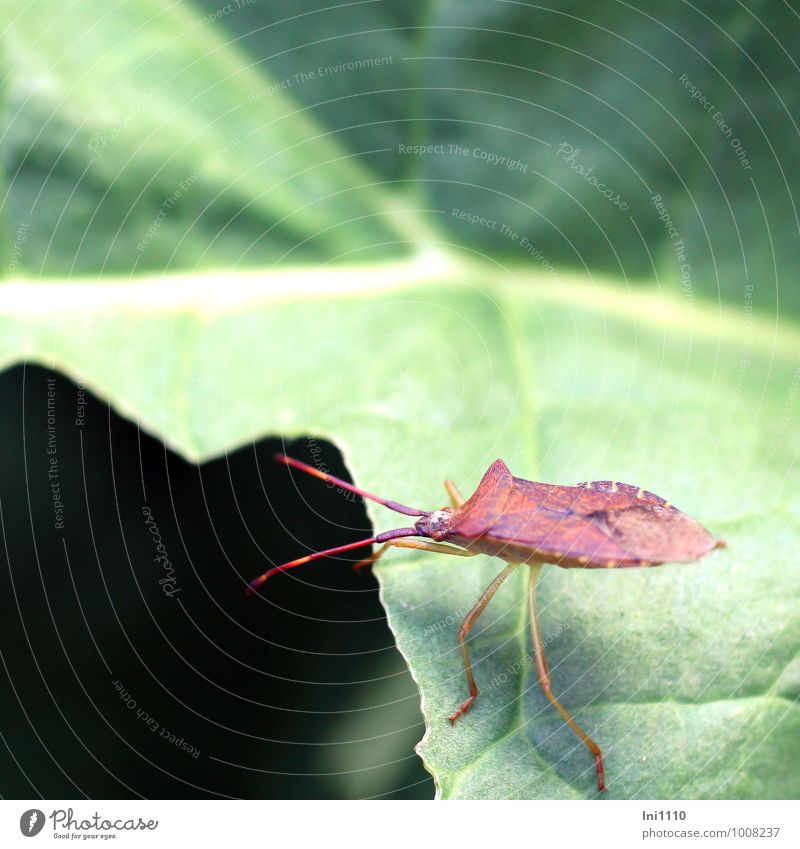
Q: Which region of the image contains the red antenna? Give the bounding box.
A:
[247,527,419,593]
[275,453,429,517]
[247,453,429,593]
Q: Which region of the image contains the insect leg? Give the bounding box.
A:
[528,563,606,793]
[448,561,519,724]
[352,542,392,572]
[444,479,465,508]
[353,538,475,571]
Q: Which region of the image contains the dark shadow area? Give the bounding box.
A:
[0,365,433,799]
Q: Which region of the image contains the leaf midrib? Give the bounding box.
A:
[3,260,796,363]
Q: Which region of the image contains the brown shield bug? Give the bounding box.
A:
[249,454,724,793]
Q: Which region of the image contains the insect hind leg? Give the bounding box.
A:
[528,563,606,793]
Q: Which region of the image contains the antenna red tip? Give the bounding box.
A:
[247,573,268,595]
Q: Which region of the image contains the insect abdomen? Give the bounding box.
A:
[452,532,647,568]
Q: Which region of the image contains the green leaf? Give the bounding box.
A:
[5,0,800,312]
[1,263,798,798]
[0,0,433,274]
[2,0,799,799]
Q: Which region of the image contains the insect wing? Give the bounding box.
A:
[488,480,718,567]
